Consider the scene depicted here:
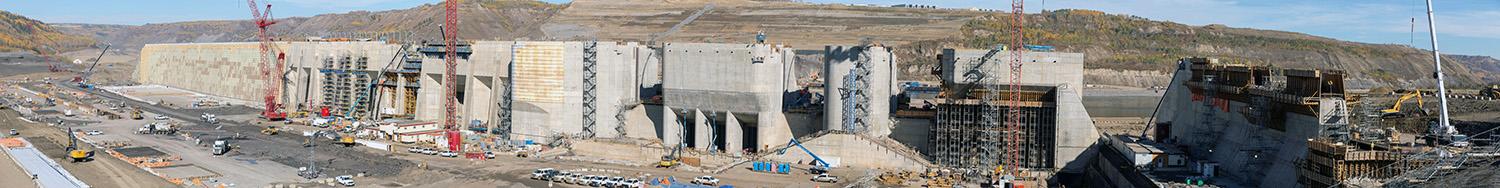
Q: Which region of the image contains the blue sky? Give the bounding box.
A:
[2,0,1494,57]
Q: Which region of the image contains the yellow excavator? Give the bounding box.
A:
[66,128,94,162]
[1381,91,1428,119]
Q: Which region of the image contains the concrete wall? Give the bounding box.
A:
[660,43,795,154]
[138,41,645,144]
[280,41,404,115]
[823,45,898,137]
[767,133,928,171]
[1154,62,1322,187]
[137,42,274,105]
[941,50,1086,96]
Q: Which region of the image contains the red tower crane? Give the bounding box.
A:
[249,0,287,120]
[442,0,462,152]
[1004,0,1026,178]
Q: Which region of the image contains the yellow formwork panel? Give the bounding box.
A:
[512,42,566,103]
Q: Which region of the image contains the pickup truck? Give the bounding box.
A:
[811,174,839,183]
[692,176,720,185]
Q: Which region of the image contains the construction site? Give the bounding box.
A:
[3,0,1500,188]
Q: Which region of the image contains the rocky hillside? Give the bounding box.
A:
[43,0,1500,88]
[52,0,563,53]
[945,9,1494,88]
[0,10,94,53]
[1452,55,1500,84]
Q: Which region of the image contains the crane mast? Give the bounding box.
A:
[1004,0,1026,178]
[248,0,287,121]
[442,0,462,152]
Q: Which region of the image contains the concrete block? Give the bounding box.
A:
[725,113,743,154]
[694,109,710,151]
[662,106,682,147]
[757,112,793,152]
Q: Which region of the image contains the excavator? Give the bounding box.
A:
[659,111,689,168]
[66,127,94,162]
[1381,90,1428,119]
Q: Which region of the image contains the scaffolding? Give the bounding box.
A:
[931,87,1057,183]
[839,45,873,133]
[317,56,374,119]
[1193,74,1224,158]
[581,41,599,138]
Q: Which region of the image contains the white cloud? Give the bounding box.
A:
[1436,10,1500,39]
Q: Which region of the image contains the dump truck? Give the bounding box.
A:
[212,139,231,155]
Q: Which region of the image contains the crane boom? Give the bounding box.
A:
[81,44,109,80]
[75,44,110,89]
[249,0,286,120]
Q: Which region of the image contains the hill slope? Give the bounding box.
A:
[0,10,94,53]
[52,0,563,53]
[947,9,1491,88]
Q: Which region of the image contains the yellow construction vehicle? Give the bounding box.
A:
[334,135,356,146]
[66,128,94,162]
[657,155,680,168]
[1381,91,1427,119]
[288,111,310,119]
[261,126,279,135]
[130,108,143,120]
[657,141,685,168]
[1481,85,1500,98]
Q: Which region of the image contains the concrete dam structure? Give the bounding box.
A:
[136,40,1100,179]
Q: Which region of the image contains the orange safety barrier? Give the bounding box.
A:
[0,138,25,147]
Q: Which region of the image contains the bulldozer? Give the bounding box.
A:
[66,128,94,162]
[261,126,279,135]
[1381,90,1429,119]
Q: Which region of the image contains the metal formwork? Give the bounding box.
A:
[931,87,1057,183]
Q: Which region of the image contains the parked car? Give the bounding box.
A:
[531,168,557,180]
[84,130,103,135]
[692,176,720,185]
[622,179,643,188]
[335,175,355,186]
[484,151,496,159]
[153,115,169,120]
[407,147,423,153]
[588,176,606,187]
[566,174,582,184]
[552,171,572,182]
[578,175,596,185]
[420,148,438,155]
[607,176,624,187]
[811,174,839,183]
[438,151,458,157]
